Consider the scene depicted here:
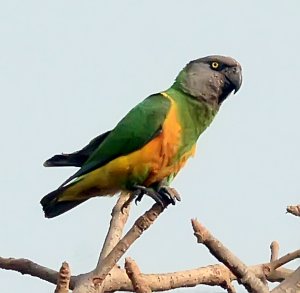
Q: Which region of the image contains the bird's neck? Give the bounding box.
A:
[163,87,219,143]
[173,71,220,107]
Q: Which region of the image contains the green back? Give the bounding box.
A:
[61,93,171,186]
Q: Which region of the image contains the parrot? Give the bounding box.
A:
[41,55,242,218]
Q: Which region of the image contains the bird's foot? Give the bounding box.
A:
[121,185,181,212]
[133,185,165,206]
[158,186,181,205]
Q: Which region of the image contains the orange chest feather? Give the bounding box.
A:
[141,93,187,184]
[159,92,182,166]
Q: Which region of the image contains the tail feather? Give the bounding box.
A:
[43,154,86,167]
[44,130,111,168]
[40,187,87,218]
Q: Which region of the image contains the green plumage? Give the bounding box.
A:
[59,94,171,187]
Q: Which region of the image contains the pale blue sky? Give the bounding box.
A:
[1,1,300,292]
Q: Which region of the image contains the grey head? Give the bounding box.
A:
[174,55,242,106]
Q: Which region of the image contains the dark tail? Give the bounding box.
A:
[44,130,111,168]
[43,154,86,167]
[40,187,87,218]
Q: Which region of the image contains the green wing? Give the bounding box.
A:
[60,93,171,187]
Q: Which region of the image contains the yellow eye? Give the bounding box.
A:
[211,62,219,69]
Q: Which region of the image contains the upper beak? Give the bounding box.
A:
[225,65,242,94]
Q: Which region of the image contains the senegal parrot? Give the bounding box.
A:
[41,55,242,218]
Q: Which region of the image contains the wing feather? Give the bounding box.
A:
[60,93,171,187]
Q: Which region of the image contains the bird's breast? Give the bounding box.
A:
[143,92,187,185]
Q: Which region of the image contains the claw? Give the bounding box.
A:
[121,189,142,213]
[159,186,181,205]
[134,192,144,205]
[160,190,175,205]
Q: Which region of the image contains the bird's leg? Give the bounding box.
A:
[157,185,181,205]
[121,188,143,212]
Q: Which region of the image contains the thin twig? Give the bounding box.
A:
[270,241,279,262]
[93,201,170,286]
[125,257,151,293]
[269,249,300,271]
[286,205,300,217]
[55,262,71,293]
[191,219,269,293]
[97,193,131,268]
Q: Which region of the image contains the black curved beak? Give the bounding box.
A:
[224,65,242,94]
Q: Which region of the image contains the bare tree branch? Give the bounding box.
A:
[125,257,151,293]
[97,193,131,266]
[72,195,131,293]
[0,255,294,292]
[93,201,170,286]
[191,219,269,293]
[270,241,280,262]
[224,281,237,293]
[55,262,71,293]
[286,205,300,217]
[105,264,293,292]
[0,256,76,288]
[271,266,300,293]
